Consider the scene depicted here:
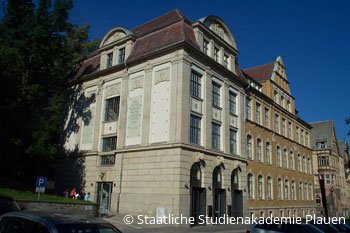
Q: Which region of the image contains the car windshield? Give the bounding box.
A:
[56,223,120,233]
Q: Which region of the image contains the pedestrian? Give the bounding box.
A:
[63,189,69,198]
[70,187,76,199]
[84,192,90,201]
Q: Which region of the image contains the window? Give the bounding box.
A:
[258,175,263,199]
[276,146,281,167]
[256,103,261,124]
[248,174,253,198]
[106,52,113,68]
[246,97,252,120]
[309,184,313,200]
[212,82,221,108]
[325,174,331,184]
[102,136,117,152]
[101,155,115,165]
[283,149,288,169]
[296,126,300,143]
[190,115,201,145]
[264,108,269,128]
[274,90,278,102]
[104,96,120,121]
[316,195,321,204]
[190,70,202,98]
[265,142,271,164]
[301,129,304,145]
[306,132,309,147]
[318,155,329,166]
[257,139,262,161]
[223,54,229,68]
[280,95,285,108]
[304,182,308,200]
[299,182,303,200]
[289,151,294,170]
[282,118,286,136]
[275,114,279,133]
[247,135,252,159]
[288,122,292,139]
[291,181,296,200]
[278,178,282,200]
[229,91,237,115]
[287,100,291,112]
[118,47,125,64]
[229,129,237,154]
[203,39,209,55]
[303,156,306,173]
[298,154,302,172]
[212,122,220,150]
[285,179,289,200]
[307,158,311,174]
[267,177,272,200]
[214,47,219,61]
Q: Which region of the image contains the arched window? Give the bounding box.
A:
[291,181,295,200]
[304,182,308,200]
[309,183,313,200]
[289,151,294,170]
[267,176,272,200]
[257,139,262,161]
[213,166,222,189]
[247,135,252,159]
[248,173,253,198]
[232,169,239,190]
[278,178,282,200]
[258,175,263,199]
[285,179,289,200]
[265,142,271,164]
[299,182,303,200]
[298,154,302,172]
[190,162,201,188]
[276,146,281,167]
[303,156,306,173]
[283,149,288,168]
[307,158,311,174]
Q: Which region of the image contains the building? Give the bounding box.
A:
[242,57,316,218]
[338,141,350,218]
[57,10,249,224]
[310,121,347,217]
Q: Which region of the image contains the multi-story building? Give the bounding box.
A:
[57,10,249,224]
[310,121,347,217]
[338,141,350,218]
[242,57,316,218]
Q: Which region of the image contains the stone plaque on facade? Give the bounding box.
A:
[127,95,142,138]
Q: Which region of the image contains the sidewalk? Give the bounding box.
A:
[101,213,249,233]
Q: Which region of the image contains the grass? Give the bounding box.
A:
[0,178,87,204]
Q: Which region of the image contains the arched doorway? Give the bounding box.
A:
[190,162,206,226]
[231,168,243,217]
[213,166,226,220]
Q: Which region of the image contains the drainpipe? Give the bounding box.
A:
[116,63,129,213]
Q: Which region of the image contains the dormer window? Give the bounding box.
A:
[317,141,327,149]
[118,47,125,64]
[214,47,219,62]
[106,52,113,68]
[203,39,209,55]
[223,54,229,68]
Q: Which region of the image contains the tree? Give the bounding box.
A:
[0,0,99,181]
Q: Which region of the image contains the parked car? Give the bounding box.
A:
[247,222,324,233]
[0,195,20,216]
[0,211,122,233]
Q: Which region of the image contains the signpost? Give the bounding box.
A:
[36,177,46,200]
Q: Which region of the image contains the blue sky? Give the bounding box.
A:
[69,0,350,141]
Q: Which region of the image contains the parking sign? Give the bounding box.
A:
[36,177,46,193]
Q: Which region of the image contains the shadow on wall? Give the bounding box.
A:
[55,84,96,196]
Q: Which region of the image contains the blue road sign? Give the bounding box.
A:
[36,177,46,188]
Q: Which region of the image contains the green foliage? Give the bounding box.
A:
[0,0,99,181]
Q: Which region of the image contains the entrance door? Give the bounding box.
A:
[97,182,112,213]
[232,190,243,217]
[213,189,226,220]
[191,187,206,226]
[190,162,206,226]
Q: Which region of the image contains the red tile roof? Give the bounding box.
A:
[127,10,199,62]
[69,53,100,81]
[242,62,275,82]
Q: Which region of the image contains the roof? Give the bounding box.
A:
[309,120,335,150]
[338,141,349,158]
[69,52,100,81]
[127,9,199,62]
[243,62,275,82]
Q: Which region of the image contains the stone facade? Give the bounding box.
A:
[57,10,248,224]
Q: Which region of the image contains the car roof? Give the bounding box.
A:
[1,211,108,225]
